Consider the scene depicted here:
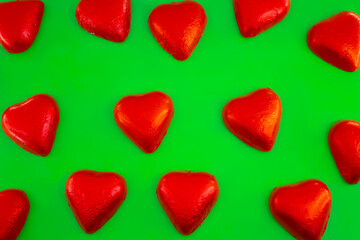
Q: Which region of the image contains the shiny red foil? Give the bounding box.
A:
[157,171,219,235]
[269,180,332,240]
[114,91,174,153]
[76,0,131,42]
[148,1,207,61]
[233,0,290,38]
[329,120,360,184]
[65,170,127,234]
[0,0,44,53]
[1,94,60,157]
[307,11,360,72]
[0,189,30,240]
[222,88,282,152]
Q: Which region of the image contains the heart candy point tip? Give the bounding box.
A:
[233,0,290,38]
[0,189,30,240]
[157,171,219,235]
[148,1,207,61]
[328,120,360,184]
[114,91,174,153]
[307,11,360,72]
[222,88,282,152]
[0,0,44,53]
[1,94,60,157]
[65,170,127,234]
[269,179,332,240]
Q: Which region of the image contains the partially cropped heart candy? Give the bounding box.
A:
[148,1,207,60]
[65,170,127,234]
[114,91,174,153]
[222,88,282,151]
[76,0,131,42]
[157,171,219,235]
[328,120,360,184]
[307,11,360,72]
[269,180,332,240]
[0,189,30,240]
[1,94,60,157]
[233,0,290,38]
[0,0,44,53]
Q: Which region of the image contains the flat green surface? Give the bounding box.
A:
[0,0,360,239]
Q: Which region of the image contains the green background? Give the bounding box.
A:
[0,0,359,239]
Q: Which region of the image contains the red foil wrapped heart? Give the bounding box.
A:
[114,91,174,153]
[157,171,219,235]
[1,94,60,157]
[0,189,30,240]
[148,1,207,61]
[328,120,360,184]
[65,170,127,234]
[307,11,360,72]
[0,0,44,53]
[222,88,282,151]
[233,0,290,38]
[76,0,131,42]
[269,180,332,240]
